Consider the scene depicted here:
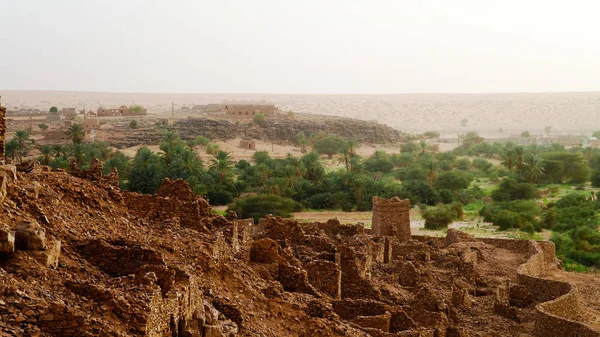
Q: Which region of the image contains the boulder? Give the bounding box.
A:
[0,172,7,204]
[0,225,15,253]
[15,221,46,250]
[27,240,61,267]
[0,164,17,182]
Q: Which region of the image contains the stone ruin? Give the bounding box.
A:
[0,124,599,336]
[371,196,411,241]
[0,103,6,165]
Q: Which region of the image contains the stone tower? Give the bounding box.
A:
[371,196,411,241]
[0,103,6,164]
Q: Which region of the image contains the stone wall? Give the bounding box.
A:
[0,104,6,164]
[123,178,211,230]
[305,259,342,299]
[371,196,411,241]
[488,240,599,337]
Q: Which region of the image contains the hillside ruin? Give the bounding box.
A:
[1,106,599,336]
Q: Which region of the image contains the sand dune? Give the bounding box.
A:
[3,90,600,137]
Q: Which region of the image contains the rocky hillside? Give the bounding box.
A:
[101,116,406,149]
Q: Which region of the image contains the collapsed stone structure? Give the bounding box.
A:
[97,105,147,117]
[238,139,256,150]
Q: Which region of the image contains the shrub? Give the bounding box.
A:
[195,136,210,146]
[129,119,138,129]
[434,171,473,191]
[591,170,600,188]
[422,203,462,229]
[401,180,440,206]
[422,205,454,229]
[208,189,234,205]
[491,178,539,202]
[205,143,219,155]
[227,194,301,222]
[492,210,521,230]
[363,157,394,174]
[472,158,493,172]
[313,135,346,158]
[456,158,470,171]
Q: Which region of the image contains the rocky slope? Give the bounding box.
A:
[99,116,406,149]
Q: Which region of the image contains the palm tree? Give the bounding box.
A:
[418,140,431,155]
[351,173,370,208]
[15,130,30,164]
[171,147,203,180]
[522,154,545,183]
[338,139,359,171]
[424,159,438,187]
[159,130,184,164]
[64,124,85,144]
[285,154,305,177]
[70,143,85,165]
[39,145,53,165]
[301,152,325,182]
[129,147,164,194]
[210,150,234,184]
[52,144,64,158]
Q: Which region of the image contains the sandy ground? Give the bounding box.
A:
[4,90,600,137]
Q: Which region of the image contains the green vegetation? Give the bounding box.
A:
[64,124,85,144]
[129,119,138,129]
[20,127,600,269]
[129,105,145,114]
[422,203,463,229]
[228,195,301,222]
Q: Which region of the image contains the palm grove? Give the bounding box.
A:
[5,126,600,270]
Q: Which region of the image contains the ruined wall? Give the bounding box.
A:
[503,240,599,337]
[371,196,410,241]
[225,104,276,117]
[0,104,6,164]
[124,178,211,229]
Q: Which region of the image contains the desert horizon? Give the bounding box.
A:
[3,89,600,138]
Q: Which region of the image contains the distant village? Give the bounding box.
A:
[7,102,600,149]
[4,102,283,145]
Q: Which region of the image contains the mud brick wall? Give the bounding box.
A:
[513,241,599,337]
[122,179,211,229]
[535,290,600,337]
[332,299,388,320]
[143,276,203,337]
[338,245,379,299]
[0,105,6,164]
[305,259,342,299]
[78,240,166,277]
[300,219,364,237]
[124,193,210,228]
[371,196,410,241]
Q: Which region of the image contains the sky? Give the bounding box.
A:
[1,0,599,94]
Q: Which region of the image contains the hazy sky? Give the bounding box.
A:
[1,0,599,94]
